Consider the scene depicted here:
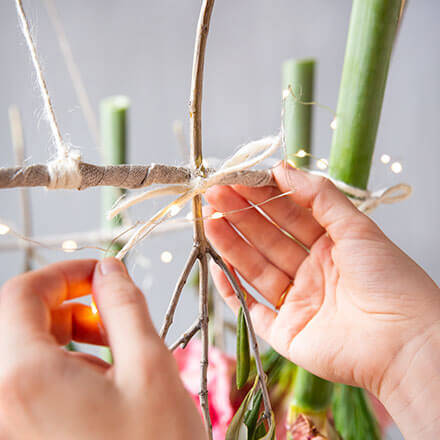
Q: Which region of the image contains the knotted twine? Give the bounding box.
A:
[14,0,412,261]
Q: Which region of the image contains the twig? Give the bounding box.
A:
[198,252,212,437]
[0,162,271,190]
[9,106,33,271]
[160,247,199,339]
[169,319,201,351]
[188,0,216,437]
[208,246,273,420]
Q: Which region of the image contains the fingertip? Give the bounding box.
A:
[96,257,127,277]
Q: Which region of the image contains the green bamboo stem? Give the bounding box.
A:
[100,95,130,363]
[329,0,402,189]
[100,95,130,238]
[282,57,334,433]
[282,58,315,168]
[332,385,380,440]
[326,1,402,438]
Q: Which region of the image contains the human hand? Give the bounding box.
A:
[0,258,206,440]
[205,163,440,438]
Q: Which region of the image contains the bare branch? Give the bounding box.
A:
[169,319,201,351]
[198,252,212,438]
[188,0,216,437]
[160,246,199,339]
[208,246,273,420]
[0,162,271,190]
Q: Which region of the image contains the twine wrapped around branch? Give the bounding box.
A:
[0,161,273,190]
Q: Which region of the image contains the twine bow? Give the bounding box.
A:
[111,135,282,259]
[316,174,413,215]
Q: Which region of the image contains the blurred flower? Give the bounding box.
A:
[174,340,235,439]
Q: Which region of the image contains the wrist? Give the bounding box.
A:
[378,321,440,439]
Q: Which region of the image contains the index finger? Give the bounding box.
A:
[0,259,97,340]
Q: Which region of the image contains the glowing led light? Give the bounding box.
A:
[391,161,403,174]
[316,158,328,170]
[282,89,290,99]
[161,251,173,264]
[185,212,194,221]
[381,154,391,164]
[330,117,337,130]
[62,240,78,252]
[91,300,98,315]
[296,149,307,158]
[0,224,10,235]
[211,212,224,220]
[168,205,182,217]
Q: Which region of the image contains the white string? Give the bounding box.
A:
[15,0,82,189]
[113,135,282,259]
[42,0,100,149]
[310,170,412,214]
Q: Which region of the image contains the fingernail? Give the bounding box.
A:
[99,258,126,275]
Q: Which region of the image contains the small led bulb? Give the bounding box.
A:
[161,251,173,263]
[381,154,391,164]
[316,158,328,170]
[62,240,78,252]
[0,224,10,235]
[391,162,403,174]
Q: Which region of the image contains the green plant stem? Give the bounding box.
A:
[100,95,130,364]
[100,95,130,237]
[326,2,402,438]
[290,368,334,414]
[282,56,334,433]
[332,385,380,440]
[282,58,315,168]
[329,0,402,189]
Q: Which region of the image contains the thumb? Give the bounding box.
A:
[92,258,162,378]
[273,162,376,242]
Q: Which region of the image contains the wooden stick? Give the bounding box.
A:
[188,0,216,436]
[160,246,199,339]
[169,319,202,351]
[208,247,273,420]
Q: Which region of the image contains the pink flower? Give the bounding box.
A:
[174,340,236,439]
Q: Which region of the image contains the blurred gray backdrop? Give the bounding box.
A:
[1,2,439,438]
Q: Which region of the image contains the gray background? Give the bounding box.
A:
[1,1,439,438]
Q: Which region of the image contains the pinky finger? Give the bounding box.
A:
[209,260,277,343]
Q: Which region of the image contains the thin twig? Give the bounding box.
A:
[160,247,199,339]
[208,246,273,420]
[9,106,33,272]
[198,252,212,438]
[169,319,201,351]
[188,0,216,437]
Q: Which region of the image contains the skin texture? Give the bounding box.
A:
[204,163,440,439]
[0,258,206,440]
